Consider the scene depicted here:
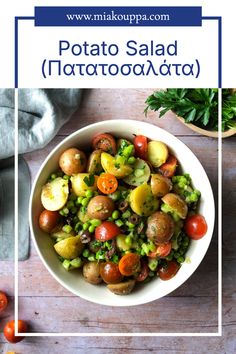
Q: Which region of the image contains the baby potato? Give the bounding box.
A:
[151,174,172,197]
[146,211,175,244]
[124,158,151,186]
[71,173,98,197]
[130,183,159,216]
[101,152,133,179]
[39,210,61,233]
[87,195,115,220]
[59,148,87,176]
[87,149,103,175]
[147,141,169,168]
[162,193,188,219]
[107,279,136,295]
[83,261,102,285]
[54,236,84,259]
[41,177,69,211]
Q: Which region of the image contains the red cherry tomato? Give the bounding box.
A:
[158,261,180,281]
[148,242,172,259]
[97,173,118,194]
[0,291,8,312]
[133,135,148,160]
[135,260,149,282]
[184,214,208,240]
[100,262,123,284]
[92,133,116,155]
[95,221,120,242]
[118,253,141,276]
[3,320,27,343]
[39,210,60,233]
[159,155,178,178]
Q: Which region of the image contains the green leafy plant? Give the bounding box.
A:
[144,88,236,132]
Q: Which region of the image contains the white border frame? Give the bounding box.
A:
[14,88,222,337]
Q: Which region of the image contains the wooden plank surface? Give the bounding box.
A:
[0,89,235,353]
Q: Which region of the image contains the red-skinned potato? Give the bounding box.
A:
[146,211,175,244]
[59,148,87,176]
[39,210,60,233]
[87,195,115,220]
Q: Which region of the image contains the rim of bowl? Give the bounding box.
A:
[29,119,215,306]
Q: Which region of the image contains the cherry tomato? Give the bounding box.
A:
[159,155,178,178]
[0,291,8,312]
[100,262,123,284]
[148,242,172,259]
[118,253,141,276]
[95,221,120,242]
[3,320,27,343]
[133,135,148,160]
[184,214,208,240]
[92,133,116,155]
[158,261,180,281]
[39,210,60,233]
[97,173,118,194]
[135,260,149,282]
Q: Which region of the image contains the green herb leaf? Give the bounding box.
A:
[83,174,95,186]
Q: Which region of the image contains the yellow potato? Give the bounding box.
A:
[116,234,131,251]
[41,177,69,211]
[71,173,98,196]
[101,152,133,179]
[54,236,84,259]
[147,141,169,168]
[129,183,159,216]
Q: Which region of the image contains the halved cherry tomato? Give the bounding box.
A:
[97,173,118,194]
[148,242,172,259]
[3,320,27,343]
[92,133,116,155]
[95,221,120,242]
[0,291,8,312]
[184,214,208,240]
[158,261,180,281]
[118,253,141,276]
[100,262,123,284]
[159,155,178,178]
[133,135,148,160]
[135,260,149,282]
[39,210,60,233]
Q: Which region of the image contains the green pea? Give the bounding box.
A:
[50,173,57,180]
[82,249,90,258]
[112,210,120,220]
[62,259,71,271]
[63,175,70,180]
[88,225,95,233]
[127,156,136,164]
[88,255,95,261]
[62,207,69,215]
[83,222,89,231]
[177,256,185,264]
[81,198,90,207]
[76,196,84,206]
[90,219,102,227]
[85,190,94,198]
[62,225,72,234]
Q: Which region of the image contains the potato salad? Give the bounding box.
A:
[39,133,208,295]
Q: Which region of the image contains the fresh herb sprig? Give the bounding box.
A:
[144,88,236,132]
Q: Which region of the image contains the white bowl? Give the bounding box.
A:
[29,119,215,306]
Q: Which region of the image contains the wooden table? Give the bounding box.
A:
[0,89,235,353]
